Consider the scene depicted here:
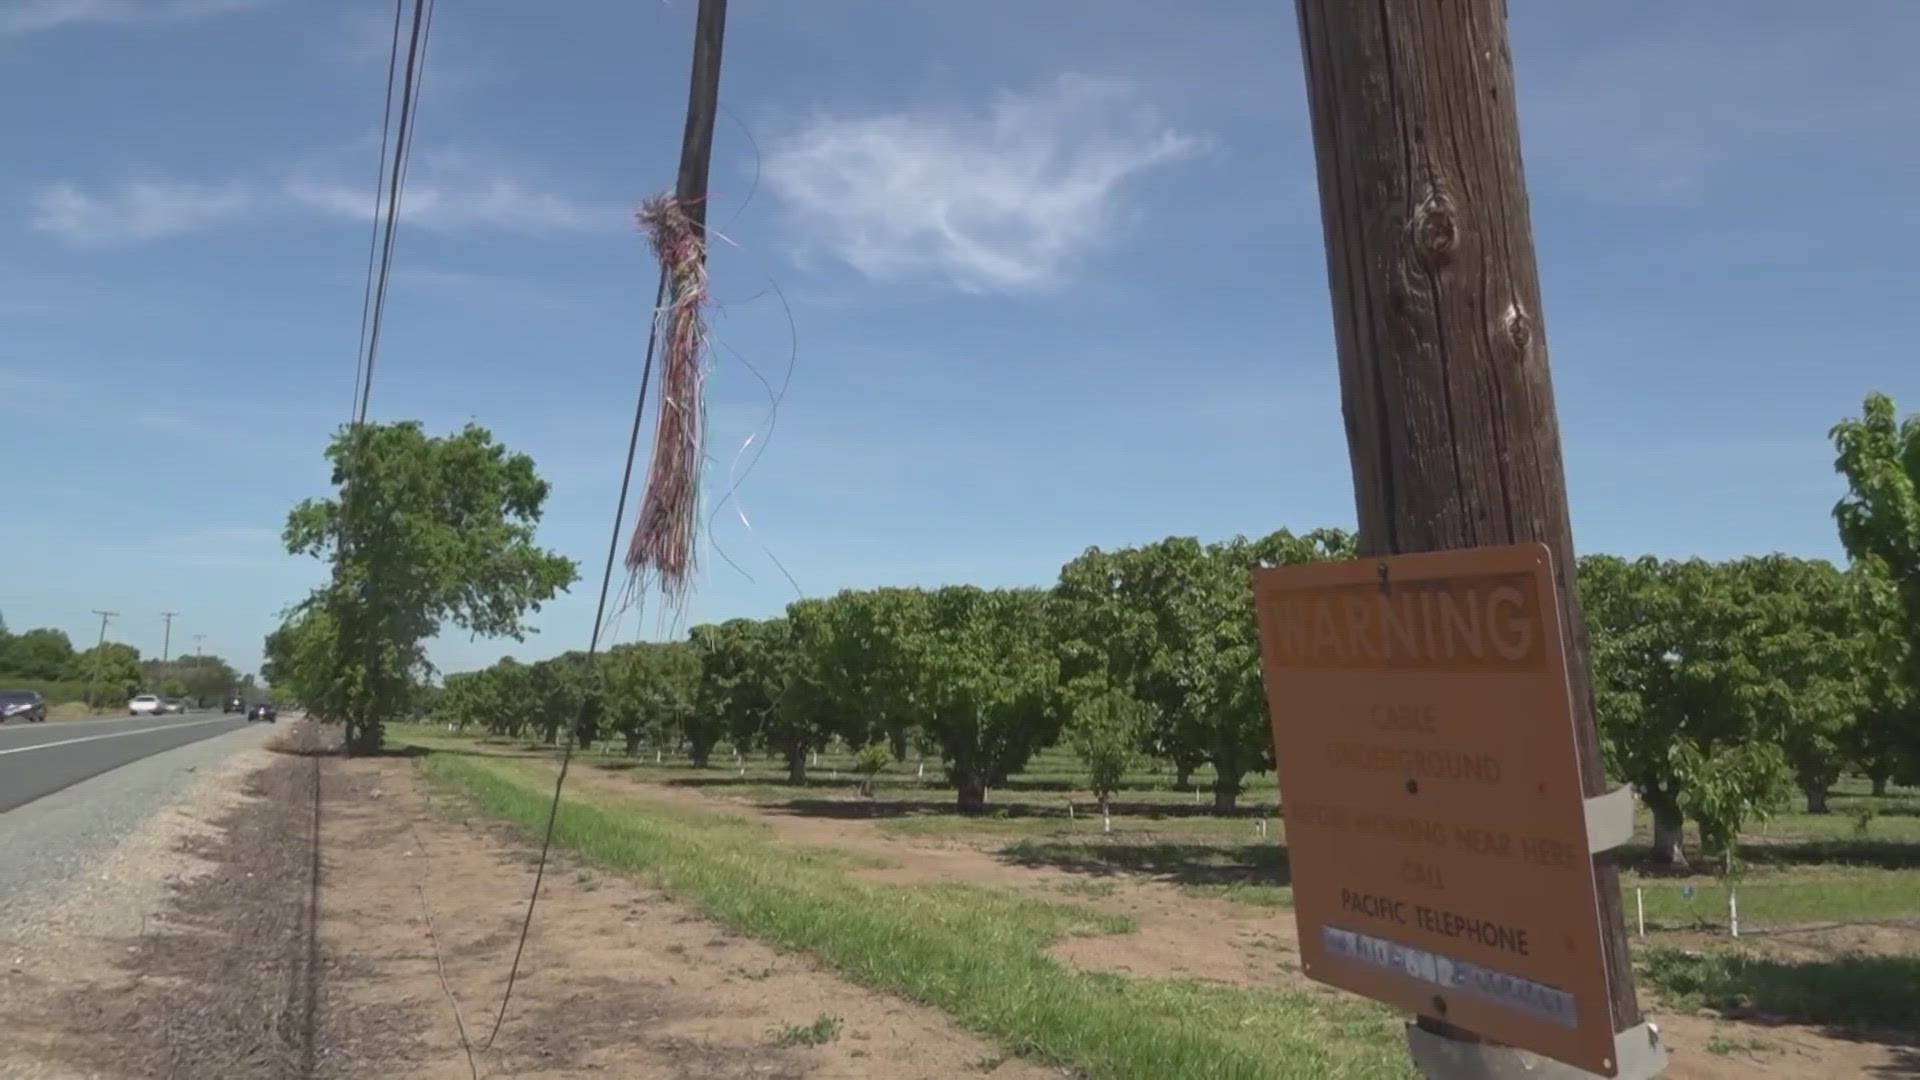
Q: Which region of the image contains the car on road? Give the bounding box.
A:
[0,690,47,723]
[247,702,277,723]
[128,694,162,716]
[159,698,187,715]
[222,695,245,714]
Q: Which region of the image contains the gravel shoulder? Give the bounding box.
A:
[0,721,277,933]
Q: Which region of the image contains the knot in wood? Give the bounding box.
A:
[1410,186,1459,270]
[1502,300,1533,354]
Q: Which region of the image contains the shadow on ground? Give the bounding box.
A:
[999,838,1293,889]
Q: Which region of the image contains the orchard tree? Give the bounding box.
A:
[1721,556,1898,813]
[1054,528,1352,812]
[1832,392,1920,782]
[1580,555,1871,864]
[1066,685,1152,830]
[603,642,699,756]
[278,422,577,753]
[689,619,789,769]
[903,586,1060,813]
[815,588,929,761]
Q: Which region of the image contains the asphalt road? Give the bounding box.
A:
[0,712,256,812]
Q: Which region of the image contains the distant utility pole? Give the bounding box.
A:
[90,609,118,710]
[1291,2,1654,1078]
[160,611,179,665]
[194,634,206,657]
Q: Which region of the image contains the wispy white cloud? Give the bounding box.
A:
[27,151,616,247]
[765,76,1201,293]
[28,179,256,246]
[284,151,617,234]
[0,0,267,37]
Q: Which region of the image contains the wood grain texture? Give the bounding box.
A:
[1292,0,1644,1037]
[673,0,729,239]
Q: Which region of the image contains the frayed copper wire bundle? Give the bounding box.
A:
[624,192,712,614]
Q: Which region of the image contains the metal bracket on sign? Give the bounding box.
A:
[1584,786,1635,855]
[1405,1020,1669,1080]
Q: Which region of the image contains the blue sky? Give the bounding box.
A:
[2,0,1916,678]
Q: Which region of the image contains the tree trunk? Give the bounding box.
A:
[688,735,716,768]
[888,724,909,763]
[1801,778,1831,815]
[1870,772,1891,798]
[1213,769,1244,816]
[345,716,384,756]
[955,773,988,814]
[624,730,642,756]
[1647,794,1689,870]
[541,718,560,746]
[786,743,809,785]
[1173,759,1194,791]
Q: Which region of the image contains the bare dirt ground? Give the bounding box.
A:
[6,729,1910,1078]
[3,725,1066,1079]
[570,766,1920,1079]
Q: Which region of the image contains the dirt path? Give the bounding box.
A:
[571,766,1920,1080]
[322,752,1066,1079]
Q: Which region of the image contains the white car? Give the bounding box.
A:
[129,694,162,716]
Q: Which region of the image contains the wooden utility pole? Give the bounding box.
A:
[674,0,729,242]
[1290,1,1651,1075]
[160,611,178,666]
[90,609,117,710]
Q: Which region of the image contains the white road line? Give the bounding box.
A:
[0,717,236,757]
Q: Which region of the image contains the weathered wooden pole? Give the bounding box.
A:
[673,0,729,242]
[1290,1,1651,1074]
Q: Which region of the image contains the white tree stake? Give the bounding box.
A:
[656,749,662,763]
[1636,887,1645,937]
[1103,804,1112,834]
[1067,802,1075,821]
[917,762,925,779]
[1729,888,1739,938]
[1194,788,1201,806]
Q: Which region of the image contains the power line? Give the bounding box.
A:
[356,0,437,429]
[350,0,407,425]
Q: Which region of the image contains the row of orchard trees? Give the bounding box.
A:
[435,533,1918,852]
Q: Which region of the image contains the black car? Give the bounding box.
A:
[0,690,47,724]
[247,702,277,723]
[223,695,245,714]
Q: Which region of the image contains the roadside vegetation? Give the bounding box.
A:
[271,391,1920,1068]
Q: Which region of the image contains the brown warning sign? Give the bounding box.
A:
[1253,543,1618,1076]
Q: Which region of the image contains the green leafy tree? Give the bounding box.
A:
[278,422,578,753]
[851,741,892,797]
[1054,528,1352,812]
[1581,554,1873,865]
[1722,557,1898,813]
[1067,686,1151,830]
[811,588,928,761]
[603,642,699,756]
[75,642,142,707]
[1831,392,1920,784]
[0,627,77,681]
[689,619,790,769]
[901,586,1060,813]
[1677,742,1794,879]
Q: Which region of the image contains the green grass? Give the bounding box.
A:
[773,1013,843,1047]
[1703,1032,1777,1056]
[414,749,1411,1080]
[1638,947,1920,1029]
[395,725,1920,931]
[1621,867,1920,930]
